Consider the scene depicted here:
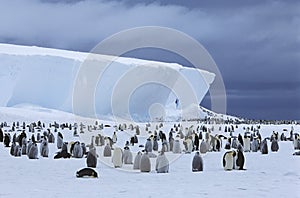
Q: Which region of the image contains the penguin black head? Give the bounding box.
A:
[232,150,237,157]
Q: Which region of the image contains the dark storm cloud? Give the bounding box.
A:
[0,0,299,120]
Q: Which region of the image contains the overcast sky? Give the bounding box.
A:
[0,0,299,120]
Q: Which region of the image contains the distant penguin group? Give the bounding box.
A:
[2,119,299,180]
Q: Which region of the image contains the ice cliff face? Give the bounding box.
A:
[0,43,215,121]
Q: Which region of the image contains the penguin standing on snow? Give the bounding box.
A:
[173,139,181,154]
[86,146,97,168]
[103,144,112,157]
[81,143,87,156]
[231,137,238,149]
[112,147,123,168]
[40,138,49,157]
[293,134,300,150]
[184,137,193,153]
[251,137,259,152]
[152,136,158,151]
[57,132,63,149]
[112,132,117,144]
[123,147,133,164]
[48,130,55,143]
[10,142,16,156]
[155,148,169,173]
[236,147,245,170]
[192,152,203,172]
[4,134,10,147]
[133,151,142,170]
[73,142,83,158]
[223,150,236,170]
[14,145,22,157]
[145,138,153,153]
[271,139,279,152]
[261,139,268,154]
[22,140,27,155]
[243,133,251,152]
[194,133,199,151]
[200,140,208,154]
[140,151,151,172]
[238,134,244,147]
[28,143,38,159]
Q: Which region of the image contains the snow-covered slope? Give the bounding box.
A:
[0,43,215,122]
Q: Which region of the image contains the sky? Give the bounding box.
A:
[0,0,299,120]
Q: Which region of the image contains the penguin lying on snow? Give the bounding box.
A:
[76,168,98,178]
[293,151,300,156]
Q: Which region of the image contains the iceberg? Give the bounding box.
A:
[0,43,215,121]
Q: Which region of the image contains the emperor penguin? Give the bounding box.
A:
[236,147,245,170]
[14,145,22,157]
[145,138,153,153]
[48,131,55,143]
[271,139,279,152]
[251,137,259,152]
[112,147,123,168]
[140,151,151,172]
[192,152,203,172]
[112,132,117,144]
[73,142,83,158]
[22,141,27,155]
[10,142,16,156]
[76,168,98,178]
[169,137,174,152]
[162,140,169,152]
[223,150,236,170]
[37,133,41,143]
[81,143,87,156]
[123,147,133,164]
[103,144,112,157]
[4,134,10,147]
[294,134,300,150]
[243,133,251,152]
[133,151,142,170]
[153,136,159,151]
[155,148,169,173]
[28,143,39,159]
[173,139,182,154]
[87,146,97,168]
[57,132,63,149]
[185,137,193,153]
[261,139,268,154]
[231,137,238,149]
[200,140,208,154]
[40,139,49,157]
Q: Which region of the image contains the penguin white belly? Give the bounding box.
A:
[244,138,251,152]
[112,148,123,168]
[224,154,233,170]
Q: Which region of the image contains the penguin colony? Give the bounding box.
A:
[0,120,299,178]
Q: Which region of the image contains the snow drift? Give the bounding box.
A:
[0,43,215,121]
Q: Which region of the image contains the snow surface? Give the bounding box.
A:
[0,43,215,122]
[0,106,299,198]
